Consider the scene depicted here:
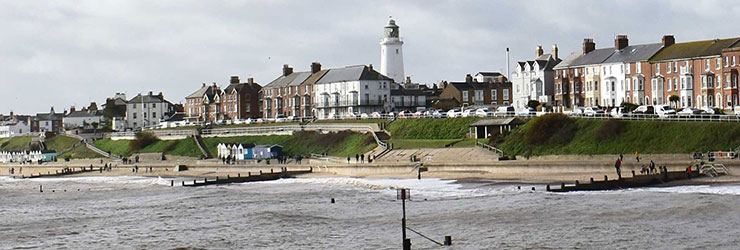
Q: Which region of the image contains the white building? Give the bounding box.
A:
[0,113,31,138]
[599,36,663,107]
[313,65,393,119]
[380,18,405,84]
[64,109,104,129]
[125,92,175,130]
[511,44,561,109]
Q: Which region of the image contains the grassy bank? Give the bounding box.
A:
[93,138,203,158]
[0,136,32,151]
[387,118,482,139]
[202,131,376,157]
[498,115,740,156]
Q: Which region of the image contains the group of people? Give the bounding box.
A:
[347,154,369,164]
[639,160,659,175]
[614,152,652,178]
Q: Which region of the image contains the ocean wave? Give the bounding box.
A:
[244,177,515,199]
[640,185,740,195]
[0,175,173,187]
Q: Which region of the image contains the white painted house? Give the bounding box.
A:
[0,114,31,138]
[125,92,175,130]
[599,37,663,107]
[313,65,393,119]
[511,44,561,109]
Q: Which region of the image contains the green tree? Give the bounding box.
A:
[527,100,541,110]
[669,95,680,108]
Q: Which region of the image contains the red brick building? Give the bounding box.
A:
[222,76,262,119]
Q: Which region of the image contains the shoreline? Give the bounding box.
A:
[2,160,739,186]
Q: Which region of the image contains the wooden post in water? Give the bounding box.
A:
[561,183,565,189]
[632,170,635,177]
[546,185,550,191]
[604,175,608,181]
[170,180,174,187]
[444,236,452,246]
[575,180,579,186]
[590,177,594,184]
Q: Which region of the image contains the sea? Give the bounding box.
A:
[1,176,740,250]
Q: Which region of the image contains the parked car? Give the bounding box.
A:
[517,107,536,116]
[494,106,515,116]
[570,107,584,116]
[274,114,288,122]
[632,105,655,117]
[654,105,676,118]
[370,112,382,118]
[610,107,626,118]
[583,107,605,116]
[447,109,460,118]
[460,109,473,117]
[677,107,706,117]
[475,108,494,117]
[360,113,369,119]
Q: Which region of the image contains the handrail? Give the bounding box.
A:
[476,140,504,155]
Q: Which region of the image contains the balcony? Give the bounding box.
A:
[316,99,386,108]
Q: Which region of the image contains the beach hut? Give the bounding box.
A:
[42,150,57,162]
[468,118,525,139]
[253,144,282,159]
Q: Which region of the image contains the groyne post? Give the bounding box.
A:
[632,170,635,177]
[170,180,174,187]
[590,177,594,184]
[546,185,550,191]
[444,236,452,246]
[604,175,608,181]
[561,183,565,189]
[575,180,579,186]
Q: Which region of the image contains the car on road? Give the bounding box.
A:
[475,108,494,117]
[583,107,605,116]
[495,106,516,116]
[569,107,585,116]
[631,105,655,117]
[610,107,626,118]
[677,107,706,117]
[517,107,536,116]
[654,105,676,118]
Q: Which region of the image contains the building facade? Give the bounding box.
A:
[313,65,392,119]
[222,76,262,120]
[437,74,512,110]
[185,83,223,122]
[125,92,175,130]
[512,44,560,109]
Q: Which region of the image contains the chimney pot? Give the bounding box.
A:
[583,38,595,54]
[535,45,544,57]
[552,44,559,60]
[230,75,240,84]
[149,91,153,96]
[248,77,254,84]
[465,74,473,83]
[662,35,675,47]
[614,35,629,50]
[283,64,293,76]
[311,62,321,73]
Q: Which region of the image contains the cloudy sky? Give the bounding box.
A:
[2,0,739,114]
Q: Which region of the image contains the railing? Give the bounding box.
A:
[201,124,387,149]
[315,99,386,108]
[475,140,504,156]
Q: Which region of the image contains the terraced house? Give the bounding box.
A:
[648,36,740,110]
[599,36,663,107]
[553,38,613,108]
[511,44,561,109]
[185,83,223,122]
[262,63,328,118]
[222,76,262,119]
[437,74,512,110]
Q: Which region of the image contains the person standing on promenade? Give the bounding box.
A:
[635,152,640,162]
[355,154,359,163]
[347,156,351,164]
[649,160,656,174]
[361,154,365,163]
[619,153,624,161]
[615,158,622,179]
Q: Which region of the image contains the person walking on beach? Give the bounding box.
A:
[635,152,640,162]
[355,154,359,163]
[347,156,351,164]
[361,154,365,163]
[619,153,624,162]
[649,160,656,174]
[615,158,622,179]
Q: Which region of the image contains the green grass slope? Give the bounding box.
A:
[93,138,204,158]
[202,131,376,157]
[387,118,482,139]
[499,118,740,156]
[0,136,32,151]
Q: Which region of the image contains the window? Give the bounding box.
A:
[133,113,137,119]
[674,78,678,90]
[474,90,484,102]
[656,63,660,75]
[152,112,156,119]
[718,76,722,89]
[636,62,642,73]
[132,104,137,109]
[726,56,730,67]
[491,89,498,101]
[734,56,737,66]
[626,79,631,91]
[705,59,710,71]
[462,91,468,101]
[667,62,671,73]
[626,64,631,74]
[595,81,598,90]
[503,89,509,100]
[673,61,677,72]
[144,103,147,108]
[667,79,672,91]
[716,58,721,70]
[152,103,156,108]
[395,49,399,54]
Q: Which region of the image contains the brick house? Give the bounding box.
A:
[437,74,512,110]
[648,36,740,109]
[262,63,329,118]
[222,76,262,119]
[721,45,740,109]
[554,39,613,108]
[31,107,64,133]
[185,83,223,122]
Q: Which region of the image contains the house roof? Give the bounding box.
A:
[650,37,740,62]
[128,93,168,104]
[553,52,582,69]
[66,110,102,118]
[475,72,503,77]
[224,82,262,94]
[316,65,392,84]
[36,113,64,121]
[264,71,312,89]
[602,43,664,63]
[470,118,524,126]
[164,112,186,122]
[570,48,615,67]
[186,85,222,101]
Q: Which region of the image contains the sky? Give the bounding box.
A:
[2,0,740,114]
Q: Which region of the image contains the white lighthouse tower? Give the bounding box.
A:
[380,18,405,84]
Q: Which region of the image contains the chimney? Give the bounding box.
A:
[70,106,76,112]
[662,35,675,47]
[368,64,373,71]
[212,82,217,87]
[465,74,473,83]
[614,35,629,50]
[583,38,595,54]
[506,48,510,80]
[551,44,559,60]
[248,77,254,84]
[230,75,240,84]
[9,111,13,117]
[202,82,206,88]
[535,45,544,57]
[406,76,411,84]
[282,64,293,76]
[158,92,163,97]
[149,91,153,96]
[50,106,55,114]
[311,62,321,73]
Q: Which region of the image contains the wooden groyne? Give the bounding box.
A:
[547,167,703,192]
[12,166,102,179]
[181,167,312,187]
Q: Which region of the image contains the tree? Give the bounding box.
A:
[91,122,99,134]
[527,100,541,110]
[669,95,680,108]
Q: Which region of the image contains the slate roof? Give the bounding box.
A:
[36,112,64,121]
[224,82,262,94]
[650,37,740,62]
[470,118,524,126]
[128,94,169,104]
[186,85,222,101]
[66,110,102,118]
[316,65,392,84]
[570,48,615,66]
[553,52,582,70]
[476,72,503,76]
[264,72,312,89]
[602,43,664,63]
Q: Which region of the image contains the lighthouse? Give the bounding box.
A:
[380,18,405,84]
